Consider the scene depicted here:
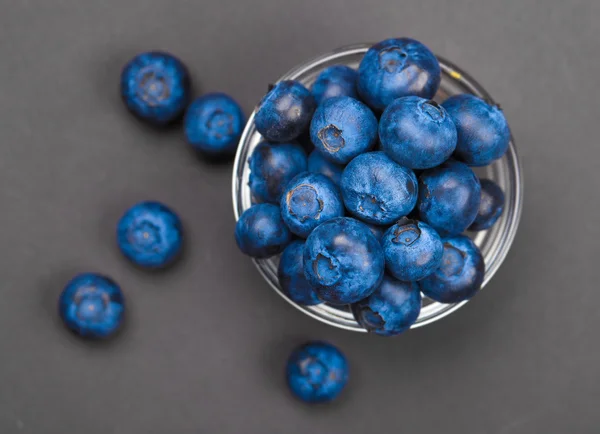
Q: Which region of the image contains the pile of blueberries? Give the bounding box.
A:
[235,36,509,340]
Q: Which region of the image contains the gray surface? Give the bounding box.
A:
[0,0,598,432]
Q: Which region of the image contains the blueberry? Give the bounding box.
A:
[364,222,387,243]
[235,203,292,258]
[117,201,183,269]
[417,159,481,235]
[280,172,344,238]
[248,142,308,204]
[286,341,349,403]
[184,92,245,157]
[357,38,441,111]
[442,94,511,166]
[59,273,125,339]
[303,217,384,304]
[379,96,457,169]
[352,275,421,336]
[470,179,505,231]
[311,65,358,105]
[310,96,378,164]
[420,235,484,303]
[120,51,191,125]
[382,218,443,281]
[340,152,418,225]
[255,81,316,142]
[278,241,321,306]
[307,150,344,185]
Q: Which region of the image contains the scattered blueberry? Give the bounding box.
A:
[120,51,191,125]
[310,96,378,164]
[417,159,481,235]
[352,275,421,336]
[382,218,443,281]
[184,92,245,157]
[420,235,485,303]
[59,273,125,339]
[470,179,505,231]
[358,38,441,111]
[340,152,418,225]
[255,81,316,142]
[379,96,457,169]
[248,142,308,204]
[442,94,510,166]
[117,201,183,269]
[286,341,349,403]
[278,241,321,305]
[303,217,384,304]
[307,150,344,185]
[235,203,292,258]
[311,65,358,105]
[280,172,344,238]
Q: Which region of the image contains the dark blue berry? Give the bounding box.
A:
[379,96,457,169]
[248,142,307,204]
[235,203,292,258]
[442,94,510,166]
[358,38,441,111]
[184,92,245,157]
[303,217,384,304]
[255,81,316,142]
[470,179,505,231]
[340,152,418,225]
[382,218,443,281]
[307,150,344,185]
[280,172,344,238]
[286,341,349,403]
[277,241,321,306]
[117,201,183,269]
[310,96,378,164]
[311,65,358,105]
[59,273,125,339]
[352,275,421,336]
[417,160,481,235]
[420,235,484,303]
[120,51,191,125]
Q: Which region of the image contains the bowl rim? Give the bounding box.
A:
[232,43,524,332]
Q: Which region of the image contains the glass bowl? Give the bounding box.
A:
[232,44,524,332]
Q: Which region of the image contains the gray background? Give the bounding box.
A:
[0,0,598,432]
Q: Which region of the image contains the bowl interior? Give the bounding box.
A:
[232,44,523,332]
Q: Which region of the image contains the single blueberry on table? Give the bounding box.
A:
[340,151,418,225]
[307,150,344,186]
[311,65,358,105]
[420,235,484,303]
[278,241,321,306]
[120,51,191,125]
[352,275,421,336]
[470,179,505,231]
[379,96,457,169]
[184,92,245,157]
[286,341,349,403]
[280,172,344,238]
[117,201,183,269]
[310,96,378,164]
[303,217,384,304]
[442,94,511,166]
[255,80,316,142]
[59,273,125,339]
[417,159,481,235]
[235,203,292,258]
[358,38,441,111]
[382,218,443,282]
[248,142,307,204]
